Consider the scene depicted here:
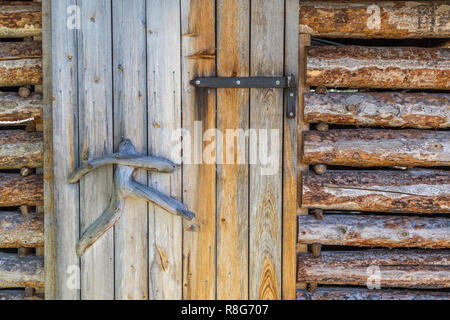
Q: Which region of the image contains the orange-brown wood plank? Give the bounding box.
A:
[0,211,43,248]
[302,170,450,214]
[181,0,216,300]
[307,46,450,90]
[304,92,450,129]
[216,0,249,300]
[0,130,43,169]
[0,173,43,207]
[297,250,450,289]
[303,129,450,168]
[0,2,42,38]
[298,214,450,249]
[297,287,450,300]
[299,1,450,39]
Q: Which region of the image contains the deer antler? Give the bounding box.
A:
[69,138,195,256]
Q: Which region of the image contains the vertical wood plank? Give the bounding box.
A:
[297,31,311,289]
[77,0,114,300]
[113,0,148,300]
[249,0,284,300]
[43,0,54,300]
[51,0,80,300]
[283,0,299,300]
[147,0,182,300]
[181,0,216,300]
[216,0,250,300]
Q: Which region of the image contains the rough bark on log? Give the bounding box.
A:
[0,93,42,125]
[307,46,450,90]
[298,214,450,249]
[0,131,43,169]
[0,174,43,207]
[299,1,450,39]
[0,212,43,248]
[0,252,44,289]
[0,2,42,38]
[0,42,42,87]
[297,249,450,289]
[297,287,450,300]
[304,92,450,129]
[302,170,450,214]
[303,129,450,167]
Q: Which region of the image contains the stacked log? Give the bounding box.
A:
[0,253,44,289]
[0,2,42,38]
[298,214,449,249]
[0,212,44,248]
[297,250,450,289]
[307,46,450,90]
[0,93,42,125]
[302,170,450,214]
[304,92,450,129]
[303,129,450,167]
[0,173,43,207]
[0,131,43,169]
[297,287,450,300]
[0,41,42,87]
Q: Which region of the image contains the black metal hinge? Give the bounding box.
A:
[190,75,297,119]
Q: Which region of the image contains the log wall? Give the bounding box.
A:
[0,130,43,169]
[0,2,42,38]
[0,212,44,248]
[0,253,44,289]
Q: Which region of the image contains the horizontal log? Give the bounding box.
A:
[297,249,450,289]
[0,42,42,87]
[0,174,43,207]
[0,93,42,124]
[304,92,450,129]
[303,129,450,167]
[0,252,44,289]
[0,2,42,38]
[298,214,450,249]
[299,1,450,39]
[307,46,450,89]
[0,130,43,169]
[0,212,43,248]
[0,289,42,300]
[302,170,450,214]
[297,287,450,300]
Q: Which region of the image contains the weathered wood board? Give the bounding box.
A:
[77,0,114,300]
[249,0,284,300]
[112,0,148,300]
[297,287,450,300]
[0,253,44,289]
[0,289,42,300]
[0,173,43,207]
[51,0,80,300]
[298,214,450,249]
[304,92,450,129]
[0,93,42,125]
[0,212,43,248]
[299,1,450,39]
[0,2,42,38]
[0,130,43,169]
[181,0,217,300]
[303,129,450,167]
[147,0,183,301]
[216,0,249,300]
[302,170,450,214]
[307,46,450,89]
[298,250,450,289]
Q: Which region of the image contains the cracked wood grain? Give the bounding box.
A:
[0,252,44,289]
[0,93,42,125]
[0,2,42,38]
[0,211,43,248]
[0,173,43,207]
[0,130,43,169]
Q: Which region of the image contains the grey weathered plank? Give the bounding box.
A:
[113,0,148,300]
[77,0,114,300]
[51,0,79,300]
[147,0,182,300]
[181,0,217,300]
[249,0,284,300]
